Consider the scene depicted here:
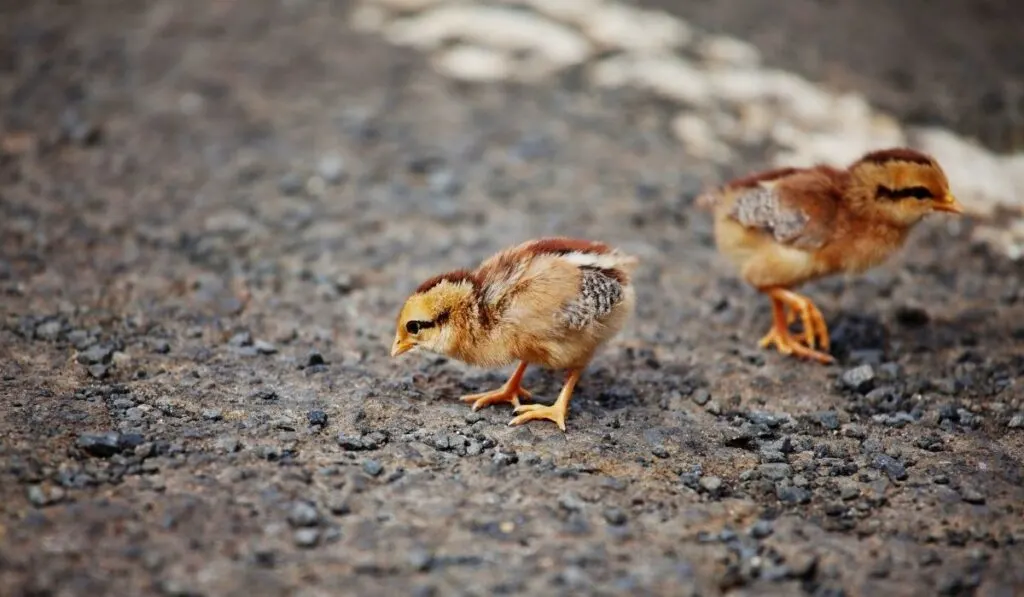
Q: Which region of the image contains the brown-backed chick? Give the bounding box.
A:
[698,147,963,364]
[391,237,638,431]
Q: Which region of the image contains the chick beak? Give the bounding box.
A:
[934,194,965,214]
[391,336,415,357]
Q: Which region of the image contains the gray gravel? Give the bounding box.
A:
[0,1,1022,596]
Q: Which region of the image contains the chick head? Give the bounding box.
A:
[848,147,963,226]
[391,270,476,358]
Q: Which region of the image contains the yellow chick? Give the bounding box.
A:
[698,147,963,364]
[391,237,638,431]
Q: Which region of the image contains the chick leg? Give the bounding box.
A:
[758,290,834,364]
[508,369,581,432]
[773,288,831,352]
[459,361,533,411]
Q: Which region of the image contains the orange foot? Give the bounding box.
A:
[460,361,532,411]
[759,289,834,364]
[508,369,581,432]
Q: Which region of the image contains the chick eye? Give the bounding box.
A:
[880,185,934,201]
[898,185,934,200]
[406,320,433,335]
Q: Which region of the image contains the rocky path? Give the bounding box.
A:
[1,1,1022,596]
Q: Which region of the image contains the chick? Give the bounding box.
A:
[391,237,638,431]
[698,147,964,364]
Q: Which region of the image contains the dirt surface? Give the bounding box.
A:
[2,1,1024,596]
[641,0,1024,153]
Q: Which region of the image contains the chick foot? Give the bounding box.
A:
[460,361,532,411]
[460,386,532,411]
[760,294,834,364]
[508,369,581,432]
[770,288,831,352]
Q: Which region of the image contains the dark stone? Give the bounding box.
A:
[251,389,278,401]
[77,432,122,458]
[307,410,328,426]
[777,485,811,504]
[871,454,907,481]
[305,351,326,367]
[894,305,930,327]
[817,411,841,430]
[748,520,774,539]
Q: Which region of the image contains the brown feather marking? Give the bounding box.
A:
[526,237,612,257]
[598,266,627,285]
[724,166,804,190]
[415,269,477,294]
[697,167,803,210]
[856,147,934,166]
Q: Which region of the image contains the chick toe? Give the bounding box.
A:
[759,296,834,363]
[509,403,567,432]
[506,369,580,432]
[760,327,834,364]
[789,298,829,350]
[460,386,532,411]
[458,361,532,411]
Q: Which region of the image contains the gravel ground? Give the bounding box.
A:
[2,1,1023,596]
[643,0,1024,153]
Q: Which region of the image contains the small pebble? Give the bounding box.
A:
[492,449,518,466]
[758,463,792,481]
[216,437,241,453]
[77,432,123,458]
[307,410,328,426]
[871,454,908,481]
[699,476,723,494]
[229,332,252,347]
[603,508,627,526]
[407,549,434,572]
[748,519,773,539]
[278,172,304,195]
[317,154,347,184]
[288,501,321,528]
[201,409,223,421]
[777,485,811,504]
[840,364,875,393]
[293,528,320,548]
[959,487,986,505]
[328,497,351,516]
[306,351,326,367]
[557,492,585,512]
[251,389,278,401]
[817,411,841,430]
[78,345,113,365]
[362,460,384,477]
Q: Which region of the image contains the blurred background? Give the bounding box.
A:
[644,0,1024,153]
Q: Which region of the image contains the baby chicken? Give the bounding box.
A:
[391,237,638,431]
[698,147,964,364]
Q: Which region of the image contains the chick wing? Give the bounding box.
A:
[723,168,844,251]
[561,266,626,330]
